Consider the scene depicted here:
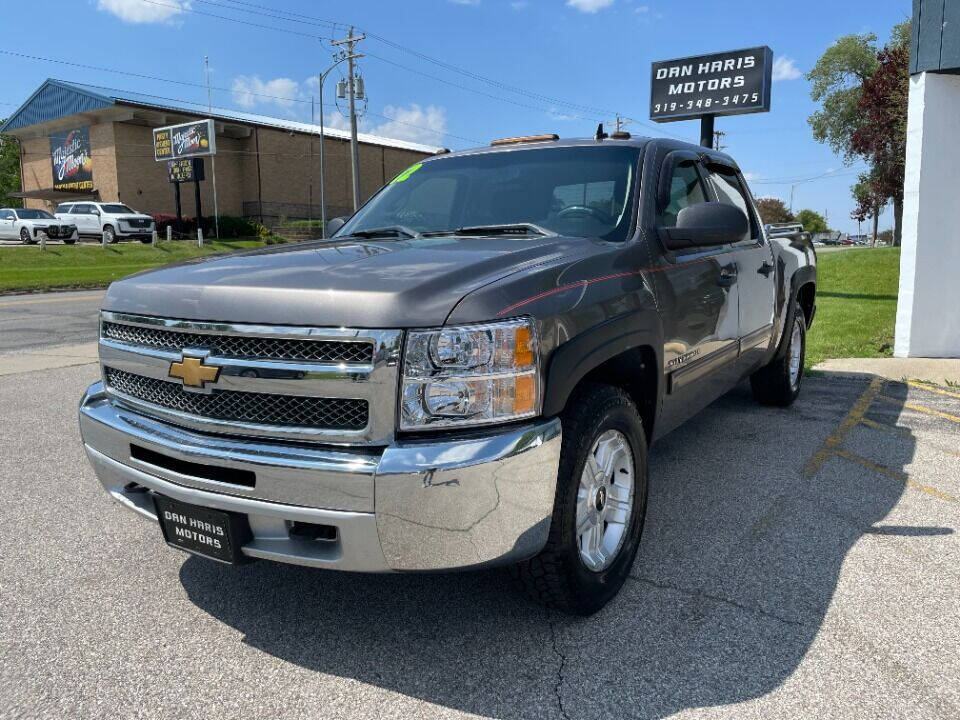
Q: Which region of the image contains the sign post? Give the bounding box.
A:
[650,46,773,148]
[153,120,216,238]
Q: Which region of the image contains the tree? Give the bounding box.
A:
[851,171,886,245]
[795,209,829,235]
[850,43,909,245]
[807,22,909,246]
[754,197,794,225]
[0,127,23,208]
[807,33,880,158]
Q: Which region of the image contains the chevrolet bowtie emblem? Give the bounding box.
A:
[168,355,221,388]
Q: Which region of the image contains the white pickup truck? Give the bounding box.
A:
[55,201,155,243]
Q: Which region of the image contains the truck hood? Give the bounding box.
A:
[103,234,585,327]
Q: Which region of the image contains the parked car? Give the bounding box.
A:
[0,207,78,244]
[78,134,816,615]
[54,201,155,243]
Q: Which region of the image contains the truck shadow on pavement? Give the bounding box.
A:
[179,377,926,719]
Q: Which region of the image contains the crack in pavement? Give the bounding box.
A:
[628,575,806,628]
[546,612,572,720]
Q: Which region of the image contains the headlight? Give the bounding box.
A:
[400,318,540,430]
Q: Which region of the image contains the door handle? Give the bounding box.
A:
[758,261,775,277]
[717,267,737,287]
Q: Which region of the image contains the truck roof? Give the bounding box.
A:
[435,135,741,171]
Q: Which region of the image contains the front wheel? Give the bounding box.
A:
[511,384,648,615]
[103,225,117,244]
[750,299,806,406]
[20,228,35,245]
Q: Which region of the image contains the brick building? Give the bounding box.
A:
[0,79,437,223]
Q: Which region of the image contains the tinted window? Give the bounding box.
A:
[55,204,73,214]
[0,210,15,220]
[340,146,640,242]
[101,204,135,214]
[705,165,756,242]
[660,160,706,227]
[16,209,55,220]
[71,204,92,214]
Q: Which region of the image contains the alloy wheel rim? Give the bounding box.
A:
[576,429,635,572]
[788,318,803,388]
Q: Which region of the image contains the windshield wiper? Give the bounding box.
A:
[345,225,420,239]
[447,223,552,237]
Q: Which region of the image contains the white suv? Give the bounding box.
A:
[55,202,155,243]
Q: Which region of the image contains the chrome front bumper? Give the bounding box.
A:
[79,382,562,572]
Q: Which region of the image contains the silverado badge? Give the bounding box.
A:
[168,355,221,388]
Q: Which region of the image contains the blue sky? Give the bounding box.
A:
[2,0,910,233]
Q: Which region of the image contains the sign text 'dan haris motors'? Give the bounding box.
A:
[650,47,773,122]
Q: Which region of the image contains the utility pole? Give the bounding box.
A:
[204,56,220,240]
[332,27,365,211]
[712,130,726,152]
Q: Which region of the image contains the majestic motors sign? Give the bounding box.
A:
[650,46,773,122]
[153,119,216,161]
[50,127,93,191]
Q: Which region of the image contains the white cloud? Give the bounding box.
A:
[772,56,802,82]
[567,0,615,13]
[231,75,300,110]
[97,0,191,23]
[368,104,447,146]
[449,0,481,4]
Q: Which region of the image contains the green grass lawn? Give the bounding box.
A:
[806,247,901,369]
[0,240,271,292]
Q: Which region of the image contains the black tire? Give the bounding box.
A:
[103,225,118,244]
[511,384,649,615]
[750,298,806,407]
[63,237,77,245]
[20,228,35,245]
[140,237,152,244]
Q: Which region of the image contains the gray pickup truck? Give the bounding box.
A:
[79,133,815,614]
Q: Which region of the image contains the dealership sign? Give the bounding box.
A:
[153,119,216,161]
[50,127,93,191]
[650,46,773,122]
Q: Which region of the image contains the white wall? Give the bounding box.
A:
[894,72,960,358]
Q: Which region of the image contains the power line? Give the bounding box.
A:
[137,0,687,139]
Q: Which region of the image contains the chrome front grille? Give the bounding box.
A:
[102,321,373,364]
[98,311,402,444]
[104,368,368,430]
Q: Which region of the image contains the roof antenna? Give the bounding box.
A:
[595,122,608,140]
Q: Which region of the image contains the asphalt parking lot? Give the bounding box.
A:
[1,308,958,718]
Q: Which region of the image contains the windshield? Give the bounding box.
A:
[101,204,135,214]
[17,209,55,220]
[338,145,641,242]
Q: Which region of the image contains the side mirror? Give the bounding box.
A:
[659,202,747,251]
[325,216,348,237]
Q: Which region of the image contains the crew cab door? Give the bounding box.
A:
[70,203,99,234]
[649,151,741,434]
[702,163,776,367]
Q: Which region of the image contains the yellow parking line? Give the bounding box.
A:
[0,293,104,308]
[834,449,958,504]
[879,395,960,425]
[859,417,960,460]
[803,376,885,478]
[907,380,960,401]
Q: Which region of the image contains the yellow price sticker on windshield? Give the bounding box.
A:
[391,163,423,184]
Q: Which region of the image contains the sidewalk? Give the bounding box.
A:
[813,357,960,386]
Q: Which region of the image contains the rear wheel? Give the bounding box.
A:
[511,384,648,615]
[750,299,806,406]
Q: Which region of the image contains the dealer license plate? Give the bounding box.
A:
[153,494,249,564]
